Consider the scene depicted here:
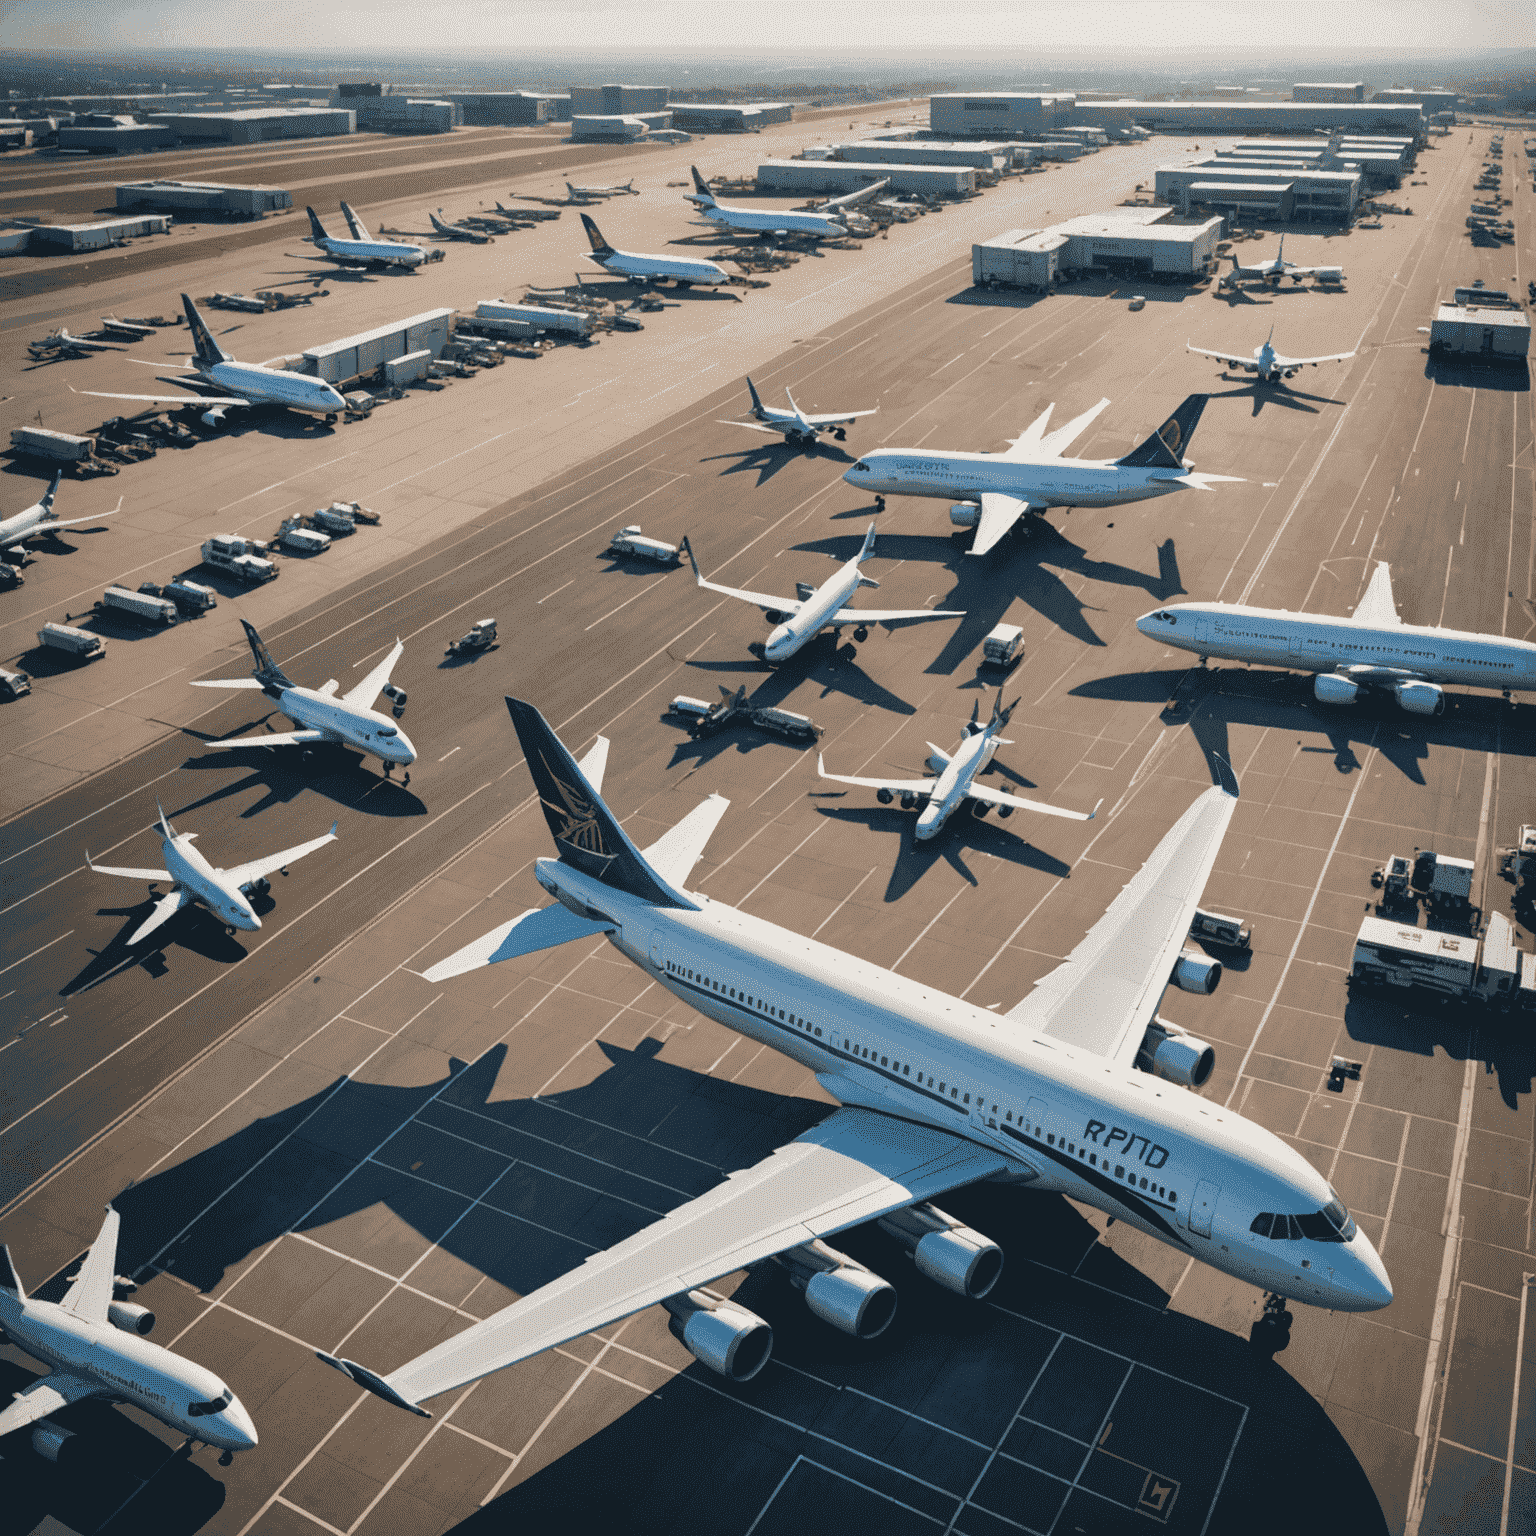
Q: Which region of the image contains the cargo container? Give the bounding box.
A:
[302,308,455,385]
[1348,911,1530,1008]
[980,623,1025,669]
[383,350,433,387]
[99,584,177,626]
[201,534,277,584]
[11,427,98,463]
[37,622,105,660]
[149,578,216,614]
[471,300,591,339]
[1430,297,1530,361]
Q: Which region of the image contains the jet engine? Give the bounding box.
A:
[1170,949,1222,995]
[1137,1017,1216,1089]
[877,1203,1003,1299]
[32,1420,77,1464]
[1313,672,1360,706]
[201,407,227,428]
[108,1300,155,1336]
[661,1288,772,1382]
[876,788,895,804]
[777,1238,897,1338]
[949,501,980,530]
[1394,680,1445,717]
[763,610,788,626]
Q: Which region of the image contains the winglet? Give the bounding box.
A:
[156,799,175,841]
[329,821,339,838]
[0,1244,22,1298]
[316,1354,431,1418]
[681,534,704,583]
[1087,798,1102,821]
[1211,753,1240,798]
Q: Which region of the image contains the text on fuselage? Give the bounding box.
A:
[1083,1119,1169,1168]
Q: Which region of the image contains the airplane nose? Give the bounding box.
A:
[226,1401,258,1451]
[1134,611,1158,637]
[1352,1235,1394,1310]
[394,735,417,765]
[764,626,791,660]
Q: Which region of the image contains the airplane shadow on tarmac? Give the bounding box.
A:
[61,892,268,997]
[702,436,857,488]
[684,630,917,717]
[86,1041,1387,1536]
[1204,378,1345,418]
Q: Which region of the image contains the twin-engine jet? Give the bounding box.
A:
[0,473,118,557]
[306,204,426,268]
[1220,236,1339,287]
[579,213,732,288]
[193,620,418,778]
[1138,561,1536,715]
[28,328,125,360]
[87,803,338,944]
[0,1208,256,1465]
[74,294,346,426]
[684,522,964,663]
[315,699,1389,1424]
[686,166,850,239]
[1187,326,1355,383]
[429,210,491,243]
[843,394,1241,556]
[567,179,637,199]
[818,693,1100,840]
[720,377,875,445]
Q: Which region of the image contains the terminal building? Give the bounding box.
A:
[832,140,1010,171]
[973,208,1224,290]
[1155,159,1362,219]
[58,118,175,153]
[147,107,355,144]
[116,179,292,218]
[929,93,1079,139]
[446,92,569,125]
[668,103,793,132]
[333,86,459,133]
[1072,100,1424,137]
[571,84,669,116]
[1374,86,1458,114]
[757,157,977,197]
[1292,83,1365,102]
[571,113,672,142]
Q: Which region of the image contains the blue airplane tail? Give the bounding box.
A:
[239,620,295,691]
[1116,395,1208,470]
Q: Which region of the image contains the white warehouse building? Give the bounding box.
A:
[973,208,1224,291]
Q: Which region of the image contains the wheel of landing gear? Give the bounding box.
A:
[854,626,869,642]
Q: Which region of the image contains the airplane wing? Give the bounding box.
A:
[87,857,171,880]
[17,511,122,538]
[1003,775,1238,1065]
[683,541,801,615]
[827,605,966,626]
[421,903,609,983]
[1004,397,1112,462]
[214,729,329,749]
[222,822,339,892]
[801,409,877,426]
[319,1106,1012,1413]
[70,390,251,408]
[129,887,196,945]
[716,419,796,436]
[816,755,933,796]
[341,202,370,241]
[1352,562,1400,626]
[343,639,404,709]
[189,678,267,690]
[1186,344,1253,369]
[643,794,731,889]
[969,492,1037,558]
[59,1207,119,1322]
[966,783,1101,822]
[0,1375,98,1437]
[1277,350,1357,368]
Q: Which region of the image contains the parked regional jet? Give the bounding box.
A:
[192,620,418,778]
[684,523,964,663]
[1187,326,1355,382]
[843,394,1240,556]
[579,214,732,288]
[686,166,849,238]
[567,179,637,199]
[73,294,346,426]
[0,473,118,557]
[720,377,875,445]
[1138,561,1536,715]
[315,700,1390,1423]
[28,328,125,359]
[429,210,491,243]
[817,693,1100,839]
[0,1208,257,1466]
[88,803,338,944]
[306,205,426,269]
[1219,236,1340,287]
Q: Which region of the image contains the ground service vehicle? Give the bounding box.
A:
[670,686,823,742]
[141,578,216,615]
[1349,911,1527,1010]
[608,525,680,564]
[275,517,331,555]
[980,624,1025,670]
[0,666,30,699]
[1189,908,1253,950]
[98,584,177,626]
[201,535,277,584]
[447,619,498,658]
[37,622,105,660]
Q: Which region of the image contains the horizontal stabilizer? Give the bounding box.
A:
[641,793,730,890]
[420,903,610,983]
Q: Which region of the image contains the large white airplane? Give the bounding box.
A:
[193,619,418,780]
[579,213,732,288]
[719,377,875,446]
[0,1207,257,1466]
[1137,561,1536,715]
[687,166,849,239]
[88,803,338,944]
[72,294,346,426]
[567,178,637,199]
[1187,326,1356,383]
[0,473,118,558]
[29,327,125,358]
[817,693,1101,840]
[306,205,426,269]
[843,394,1241,557]
[314,699,1391,1423]
[683,522,964,663]
[429,209,491,244]
[1219,236,1340,287]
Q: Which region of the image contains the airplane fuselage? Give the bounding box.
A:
[764,563,863,661]
[695,200,846,238]
[536,855,1391,1312]
[200,360,346,417]
[318,236,425,269]
[917,731,998,838]
[845,449,1190,510]
[586,249,731,286]
[271,684,418,765]
[162,832,260,931]
[0,506,60,547]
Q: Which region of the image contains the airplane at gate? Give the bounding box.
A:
[1219,236,1341,288]
[842,394,1241,556]
[579,213,732,288]
[1137,562,1536,714]
[686,166,849,239]
[306,205,426,268]
[0,1208,257,1466]
[0,473,118,557]
[192,619,418,778]
[314,699,1390,1422]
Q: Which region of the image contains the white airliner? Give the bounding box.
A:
[0,1208,257,1466]
[1187,326,1356,382]
[843,394,1241,557]
[429,209,491,244]
[306,205,425,269]
[73,294,346,426]
[817,693,1100,840]
[567,179,637,198]
[1138,561,1536,715]
[684,522,964,663]
[314,699,1391,1423]
[579,213,732,288]
[1220,236,1339,287]
[0,473,118,557]
[687,166,849,238]
[193,619,418,779]
[88,803,338,944]
[30,328,124,357]
[720,377,875,445]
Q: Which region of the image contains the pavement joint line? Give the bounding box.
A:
[234,1392,368,1536]
[280,1231,487,1332]
[371,1156,609,1243]
[273,1498,346,1536]
[442,1418,516,1462]
[532,977,659,1099]
[347,1378,483,1536]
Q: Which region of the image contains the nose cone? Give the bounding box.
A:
[322,384,346,410]
[391,731,417,765]
[215,1399,258,1452]
[842,466,861,486]
[914,805,943,840]
[764,624,793,661]
[1344,1234,1394,1311]
[1134,610,1160,638]
[237,907,261,932]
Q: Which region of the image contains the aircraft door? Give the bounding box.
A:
[1190,1180,1220,1238]
[649,931,664,969]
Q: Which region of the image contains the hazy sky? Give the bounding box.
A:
[3,0,1531,58]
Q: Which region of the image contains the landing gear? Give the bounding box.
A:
[853,626,869,642]
[324,413,337,426]
[874,496,886,512]
[833,428,847,442]
[1250,1292,1293,1355]
[403,770,411,786]
[219,1450,235,1467]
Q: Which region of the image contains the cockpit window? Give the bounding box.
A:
[852,461,869,472]
[188,1388,233,1417]
[1251,1196,1356,1244]
[377,725,397,736]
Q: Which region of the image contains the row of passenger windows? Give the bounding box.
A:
[666,961,824,1039]
[1040,1132,1176,1204]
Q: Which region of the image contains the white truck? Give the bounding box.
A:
[980,623,1025,670]
[275,516,331,555]
[37,622,106,660]
[0,666,31,700]
[140,578,216,615]
[10,427,118,478]
[98,584,178,626]
[201,534,278,585]
[608,525,680,564]
[1349,911,1527,1010]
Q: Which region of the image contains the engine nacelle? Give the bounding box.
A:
[778,1238,897,1339]
[878,1203,1003,1299]
[1171,949,1222,995]
[32,1419,76,1464]
[949,501,980,530]
[1314,672,1359,706]
[662,1288,772,1382]
[1395,680,1445,717]
[108,1300,155,1336]
[763,609,788,626]
[1137,1017,1216,1089]
[201,407,227,428]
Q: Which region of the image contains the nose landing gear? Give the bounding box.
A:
[219,1449,235,1467]
[1249,1292,1293,1357]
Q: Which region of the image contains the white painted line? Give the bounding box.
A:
[0,929,74,980]
[438,746,461,762]
[1500,1274,1534,1536]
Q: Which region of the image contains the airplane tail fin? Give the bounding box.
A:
[1115,395,1209,470]
[690,166,716,204]
[505,697,694,908]
[855,522,878,563]
[994,692,1019,731]
[180,294,232,367]
[0,1244,23,1299]
[339,201,368,240]
[579,213,614,257]
[745,377,765,416]
[40,470,61,516]
[305,206,330,244]
[239,619,295,690]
